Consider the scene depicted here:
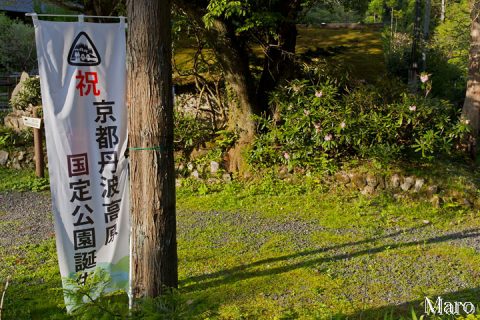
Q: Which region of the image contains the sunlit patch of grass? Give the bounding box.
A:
[173,26,386,85]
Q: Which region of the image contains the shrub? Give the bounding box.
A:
[382,30,411,83]
[428,0,470,105]
[174,111,214,153]
[248,66,469,170]
[0,126,33,149]
[9,77,42,111]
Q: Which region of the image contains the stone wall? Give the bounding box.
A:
[3,105,39,132]
[333,171,478,210]
[0,147,39,170]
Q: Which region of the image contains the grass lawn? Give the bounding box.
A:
[173,25,385,85]
[1,161,480,319]
[296,26,385,82]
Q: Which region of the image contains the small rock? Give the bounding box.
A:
[431,195,442,208]
[175,179,182,187]
[346,182,357,191]
[10,72,29,105]
[207,178,220,184]
[191,170,200,179]
[187,162,194,171]
[243,171,253,180]
[352,173,366,189]
[413,178,425,193]
[176,163,185,172]
[0,150,9,166]
[426,185,439,197]
[376,175,386,190]
[366,174,379,187]
[335,172,351,185]
[222,173,232,182]
[422,220,431,225]
[278,166,288,179]
[361,185,375,195]
[190,147,209,160]
[12,161,21,170]
[389,174,401,189]
[393,193,405,201]
[461,198,473,208]
[400,176,415,191]
[474,199,480,210]
[17,151,25,161]
[210,161,220,174]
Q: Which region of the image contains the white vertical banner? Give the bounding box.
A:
[33,17,129,311]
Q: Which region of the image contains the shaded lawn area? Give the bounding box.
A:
[174,25,385,85]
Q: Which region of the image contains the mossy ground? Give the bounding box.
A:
[1,161,480,319]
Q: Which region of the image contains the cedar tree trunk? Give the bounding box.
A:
[462,0,480,158]
[127,0,178,298]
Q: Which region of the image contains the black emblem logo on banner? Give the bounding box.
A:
[68,32,101,66]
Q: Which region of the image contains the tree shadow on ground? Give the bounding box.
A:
[335,286,480,319]
[181,227,480,293]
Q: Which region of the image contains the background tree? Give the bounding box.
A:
[365,0,385,23]
[461,0,480,158]
[175,0,369,172]
[127,0,178,298]
[0,14,36,73]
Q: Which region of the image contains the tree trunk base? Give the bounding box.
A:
[225,136,253,178]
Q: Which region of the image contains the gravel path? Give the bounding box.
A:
[1,191,480,256]
[0,191,54,254]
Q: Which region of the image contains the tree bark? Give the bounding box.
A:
[207,20,259,131]
[422,0,431,71]
[462,0,480,158]
[441,0,446,22]
[408,0,422,89]
[203,19,258,173]
[256,0,301,116]
[423,0,431,40]
[174,1,259,172]
[174,0,303,173]
[127,0,178,299]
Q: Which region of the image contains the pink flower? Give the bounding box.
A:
[283,152,290,160]
[340,121,346,129]
[409,105,417,111]
[420,73,429,83]
[315,91,323,98]
[324,134,333,141]
[303,109,310,116]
